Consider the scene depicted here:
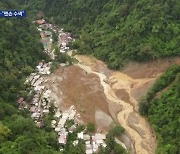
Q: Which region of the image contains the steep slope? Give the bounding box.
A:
[26,0,180,69]
[148,76,180,154]
[0,1,48,102]
[139,65,180,154]
[0,1,60,154]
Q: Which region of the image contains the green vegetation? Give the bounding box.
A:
[0,88,59,152]
[140,65,180,154]
[86,123,96,133]
[23,0,180,69]
[50,29,58,51]
[110,125,125,136]
[56,52,73,65]
[0,1,48,102]
[139,64,180,115]
[51,30,58,43]
[64,139,86,154]
[0,1,60,153]
[50,62,59,72]
[99,125,127,154]
[0,18,48,102]
[66,119,75,129]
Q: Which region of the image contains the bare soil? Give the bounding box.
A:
[45,53,180,154]
[115,89,132,104]
[45,65,112,131]
[122,57,180,79]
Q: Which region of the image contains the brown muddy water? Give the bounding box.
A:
[44,52,180,154]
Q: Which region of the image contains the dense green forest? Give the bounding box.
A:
[140,64,180,154]
[0,4,48,102]
[0,1,60,154]
[22,0,180,69]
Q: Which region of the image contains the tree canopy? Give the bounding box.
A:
[140,65,180,154]
[23,0,180,69]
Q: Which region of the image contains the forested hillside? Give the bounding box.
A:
[0,1,60,153]
[0,0,49,104]
[24,0,180,69]
[0,17,48,102]
[140,65,180,154]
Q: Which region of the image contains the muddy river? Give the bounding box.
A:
[44,51,180,154]
[74,54,157,154]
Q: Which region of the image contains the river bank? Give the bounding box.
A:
[21,20,180,154]
[72,54,157,154]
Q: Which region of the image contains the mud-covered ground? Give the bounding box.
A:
[44,66,113,132]
[44,53,180,154]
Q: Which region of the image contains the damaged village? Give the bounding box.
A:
[16,19,108,154]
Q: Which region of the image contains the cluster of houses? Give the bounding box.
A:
[37,22,54,59]
[40,30,54,59]
[53,106,77,144]
[17,75,52,127]
[36,19,73,54]
[77,132,107,154]
[50,105,107,153]
[17,19,108,154]
[17,97,28,110]
[17,62,50,113]
[36,61,51,75]
[59,32,73,53]
[17,21,56,125]
[21,61,53,127]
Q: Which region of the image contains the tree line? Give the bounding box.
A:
[139,64,180,154]
[22,0,180,69]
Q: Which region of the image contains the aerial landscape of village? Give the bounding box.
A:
[0,0,179,154]
[17,20,111,154]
